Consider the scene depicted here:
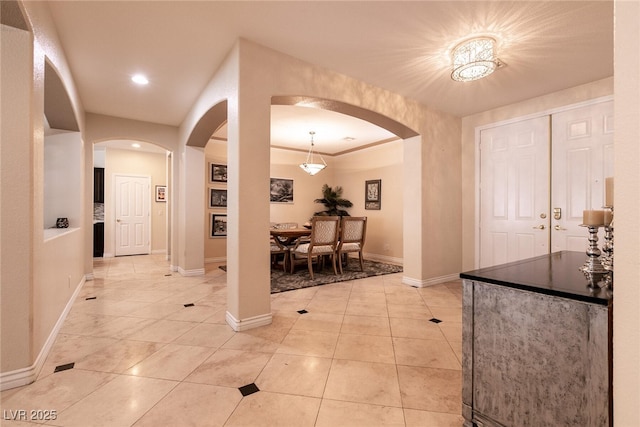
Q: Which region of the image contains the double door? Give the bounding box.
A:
[479,100,613,268]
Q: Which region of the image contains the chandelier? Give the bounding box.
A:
[299,131,326,175]
[451,37,499,82]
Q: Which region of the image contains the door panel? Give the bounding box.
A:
[115,175,150,256]
[479,116,550,268]
[551,101,614,253]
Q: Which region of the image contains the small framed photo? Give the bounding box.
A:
[209,188,227,208]
[365,179,381,210]
[270,177,294,203]
[209,163,228,183]
[210,214,227,238]
[155,185,167,202]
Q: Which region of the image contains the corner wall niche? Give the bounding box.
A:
[43,131,82,237]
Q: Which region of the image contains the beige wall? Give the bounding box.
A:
[460,77,614,271]
[1,24,34,373]
[333,140,404,263]
[103,148,168,256]
[613,0,640,421]
[204,138,404,264]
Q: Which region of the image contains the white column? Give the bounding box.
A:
[177,145,205,275]
[224,95,272,331]
[402,135,427,286]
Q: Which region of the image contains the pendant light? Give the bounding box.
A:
[299,131,326,175]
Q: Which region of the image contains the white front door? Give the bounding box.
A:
[479,116,550,268]
[551,100,614,252]
[115,175,150,256]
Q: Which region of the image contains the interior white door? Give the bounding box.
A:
[551,100,614,252]
[479,116,550,268]
[115,175,150,256]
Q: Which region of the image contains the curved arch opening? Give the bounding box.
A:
[271,96,419,140]
[92,138,171,259]
[186,100,228,148]
[44,60,79,132]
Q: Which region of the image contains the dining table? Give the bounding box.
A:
[270,227,311,245]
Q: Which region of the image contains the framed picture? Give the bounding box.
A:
[210,214,227,237]
[209,163,228,183]
[209,188,227,208]
[365,179,381,210]
[270,177,294,203]
[155,185,167,202]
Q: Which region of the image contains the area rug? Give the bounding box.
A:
[219,260,403,293]
[270,260,402,293]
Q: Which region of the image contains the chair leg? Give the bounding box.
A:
[358,252,364,271]
[331,253,338,275]
[338,251,343,274]
[307,255,315,280]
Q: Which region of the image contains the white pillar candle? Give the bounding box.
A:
[583,209,605,226]
[605,177,614,207]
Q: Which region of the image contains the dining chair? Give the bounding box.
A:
[290,216,340,279]
[270,235,290,271]
[337,216,367,274]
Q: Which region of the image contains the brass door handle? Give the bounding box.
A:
[554,225,567,231]
[532,224,545,230]
[116,219,121,223]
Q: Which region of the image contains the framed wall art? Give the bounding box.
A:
[155,185,167,202]
[209,188,227,208]
[210,214,227,238]
[209,163,228,183]
[365,179,381,210]
[270,177,294,203]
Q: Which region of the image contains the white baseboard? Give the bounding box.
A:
[225,311,272,332]
[0,275,86,391]
[205,257,227,264]
[177,267,205,276]
[85,272,95,281]
[402,273,461,288]
[151,249,167,255]
[102,252,114,258]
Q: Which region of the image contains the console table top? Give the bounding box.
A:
[460,251,612,305]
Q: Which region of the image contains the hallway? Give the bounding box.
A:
[1,255,463,426]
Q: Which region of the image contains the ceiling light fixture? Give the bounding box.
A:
[131,143,141,148]
[451,37,499,82]
[299,131,326,176]
[131,74,149,85]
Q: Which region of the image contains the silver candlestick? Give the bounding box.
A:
[579,224,608,288]
[601,209,614,289]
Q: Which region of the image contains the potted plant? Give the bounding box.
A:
[313,184,353,217]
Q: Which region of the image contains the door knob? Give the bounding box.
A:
[532,224,545,230]
[116,219,121,223]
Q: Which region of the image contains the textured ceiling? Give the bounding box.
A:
[45,1,613,152]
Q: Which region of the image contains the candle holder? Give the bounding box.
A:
[601,209,614,289]
[579,224,608,288]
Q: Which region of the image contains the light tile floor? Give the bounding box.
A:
[1,255,464,426]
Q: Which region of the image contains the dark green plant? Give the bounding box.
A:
[313,184,353,217]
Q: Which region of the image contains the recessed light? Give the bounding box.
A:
[131,74,149,85]
[343,137,356,142]
[131,143,141,148]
